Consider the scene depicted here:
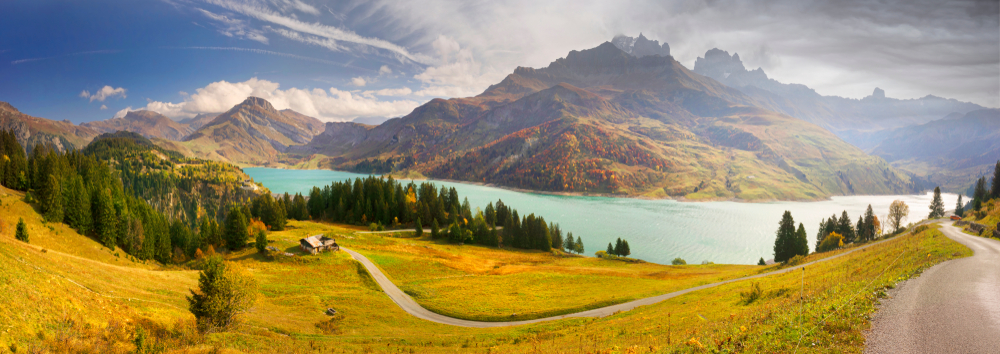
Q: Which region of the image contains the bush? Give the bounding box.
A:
[369,223,379,231]
[671,257,686,265]
[817,231,844,252]
[785,254,806,266]
[739,282,763,305]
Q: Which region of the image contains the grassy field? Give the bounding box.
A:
[0,185,972,353]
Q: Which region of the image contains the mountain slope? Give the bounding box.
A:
[177,97,324,165]
[688,48,986,148]
[0,101,99,152]
[295,42,917,200]
[81,110,194,140]
[870,109,1000,192]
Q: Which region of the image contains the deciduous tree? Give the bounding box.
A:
[888,200,909,233]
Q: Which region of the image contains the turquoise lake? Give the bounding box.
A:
[244,167,963,265]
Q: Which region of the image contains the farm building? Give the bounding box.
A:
[300,234,339,254]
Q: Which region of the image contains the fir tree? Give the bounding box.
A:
[565,234,576,253]
[255,229,267,254]
[862,204,875,242]
[614,238,623,256]
[431,218,439,239]
[773,211,797,263]
[95,188,117,247]
[224,205,250,250]
[574,235,584,255]
[991,160,999,200]
[415,217,423,236]
[973,177,987,211]
[15,217,28,242]
[955,194,964,217]
[795,223,809,257]
[42,174,63,222]
[838,211,855,244]
[621,240,631,257]
[928,186,945,219]
[606,243,614,255]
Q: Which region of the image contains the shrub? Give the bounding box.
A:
[187,256,258,332]
[817,231,844,252]
[739,282,763,305]
[15,217,28,242]
[785,254,806,266]
[671,257,686,265]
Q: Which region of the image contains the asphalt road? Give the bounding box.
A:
[343,236,891,328]
[866,222,1000,353]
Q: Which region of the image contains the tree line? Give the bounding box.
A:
[244,175,587,254]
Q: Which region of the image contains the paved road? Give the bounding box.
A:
[866,223,1000,353]
[343,236,891,328]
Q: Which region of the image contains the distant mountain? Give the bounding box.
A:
[611,33,670,58]
[870,109,1000,192]
[178,112,222,130]
[295,41,917,201]
[178,97,324,165]
[352,116,392,126]
[688,48,987,148]
[81,110,193,141]
[0,101,98,152]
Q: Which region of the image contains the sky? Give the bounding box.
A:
[0,0,997,124]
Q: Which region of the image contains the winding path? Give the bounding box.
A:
[865,222,1000,353]
[343,232,894,328]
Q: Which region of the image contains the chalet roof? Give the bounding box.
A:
[300,234,337,248]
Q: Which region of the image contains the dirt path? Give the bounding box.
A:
[865,223,1000,353]
[343,234,893,328]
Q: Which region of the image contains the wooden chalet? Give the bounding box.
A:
[300,234,339,254]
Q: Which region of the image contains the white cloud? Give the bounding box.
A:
[363,87,413,97]
[270,27,345,52]
[379,65,392,75]
[413,36,505,97]
[141,77,420,121]
[114,107,133,118]
[81,86,127,102]
[204,0,431,64]
[351,77,367,86]
[100,104,108,110]
[198,8,269,44]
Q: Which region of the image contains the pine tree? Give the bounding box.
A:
[758,257,766,266]
[621,240,631,257]
[929,186,945,219]
[415,217,423,236]
[15,217,28,242]
[224,205,250,250]
[955,194,964,217]
[431,218,439,238]
[42,174,63,222]
[991,160,999,200]
[565,234,576,253]
[838,211,855,244]
[95,188,117,247]
[255,229,268,254]
[862,204,875,242]
[973,177,987,211]
[606,242,614,255]
[773,211,796,263]
[795,223,809,257]
[574,236,584,255]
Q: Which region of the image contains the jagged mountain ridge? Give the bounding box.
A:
[294,41,917,200]
[688,47,987,148]
[81,110,194,141]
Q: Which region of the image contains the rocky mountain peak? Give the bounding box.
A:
[240,96,278,113]
[611,33,671,58]
[0,101,18,113]
[872,87,886,99]
[693,48,749,78]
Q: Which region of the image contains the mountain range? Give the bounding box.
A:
[289,41,918,200]
[1,34,994,197]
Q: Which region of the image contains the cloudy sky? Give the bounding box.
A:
[1,0,997,123]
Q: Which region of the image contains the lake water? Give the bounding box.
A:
[244,167,964,265]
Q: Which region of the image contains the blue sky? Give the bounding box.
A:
[1,0,996,124]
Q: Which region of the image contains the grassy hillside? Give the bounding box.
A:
[1,183,971,353]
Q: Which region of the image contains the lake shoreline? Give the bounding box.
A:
[246,166,931,204]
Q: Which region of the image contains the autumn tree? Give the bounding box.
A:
[928,186,945,219]
[817,231,844,252]
[888,200,909,233]
[187,256,258,332]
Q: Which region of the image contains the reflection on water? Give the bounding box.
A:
[244,168,962,265]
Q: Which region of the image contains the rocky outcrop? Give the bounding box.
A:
[82,110,193,141]
[611,33,670,58]
[288,121,373,155]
